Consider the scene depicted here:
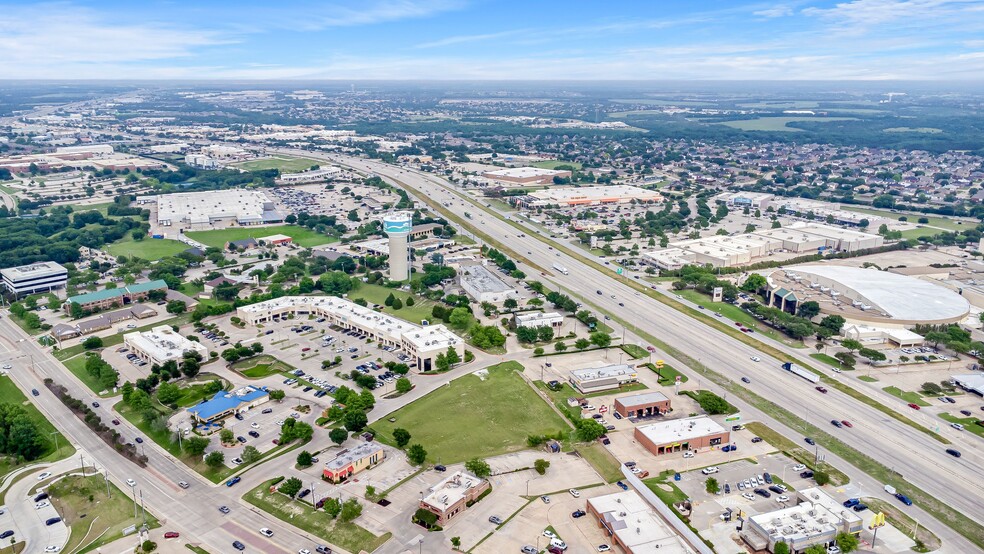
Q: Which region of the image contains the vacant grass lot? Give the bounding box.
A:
[939,413,984,437]
[105,235,189,260]
[644,362,689,385]
[620,344,649,359]
[577,442,623,483]
[373,362,566,463]
[676,289,799,346]
[348,283,444,326]
[810,353,851,371]
[719,116,857,132]
[244,478,391,553]
[231,156,320,173]
[62,353,115,397]
[232,354,296,379]
[49,474,159,553]
[883,386,930,407]
[0,376,74,478]
[186,225,339,248]
[840,205,970,232]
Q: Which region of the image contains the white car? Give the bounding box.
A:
[44,547,60,553]
[831,367,842,373]
[299,550,311,554]
[36,500,50,509]
[598,546,611,552]
[683,451,695,458]
[630,467,643,475]
[569,488,580,498]
[1,364,10,369]
[750,356,761,362]
[791,464,806,472]
[126,478,136,487]
[776,495,790,503]
[951,423,964,431]
[37,472,52,481]
[276,420,285,426]
[701,467,719,475]
[259,528,274,537]
[250,422,260,429]
[741,492,756,500]
[542,530,557,539]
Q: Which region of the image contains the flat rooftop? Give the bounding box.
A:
[514,311,563,324]
[422,471,485,510]
[459,264,515,294]
[124,325,207,361]
[325,442,384,471]
[482,167,567,179]
[154,189,282,225]
[570,364,636,382]
[617,391,670,406]
[530,185,662,202]
[1,261,67,280]
[588,491,689,553]
[636,416,726,445]
[749,501,839,545]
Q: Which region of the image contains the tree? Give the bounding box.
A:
[391,297,403,310]
[445,346,461,366]
[204,451,224,468]
[813,470,830,486]
[268,389,286,402]
[590,332,611,349]
[705,477,720,494]
[741,273,767,292]
[241,445,261,463]
[156,381,180,405]
[554,341,568,352]
[819,314,846,334]
[858,348,887,364]
[219,429,234,444]
[82,336,104,350]
[835,531,860,553]
[393,428,411,448]
[407,443,427,465]
[396,377,412,394]
[840,339,862,352]
[834,352,856,368]
[695,391,731,414]
[448,307,472,329]
[503,298,517,309]
[0,404,47,460]
[339,497,363,522]
[574,418,607,441]
[323,497,342,518]
[165,300,187,314]
[329,427,348,445]
[921,381,943,395]
[297,450,314,467]
[574,338,591,350]
[534,459,550,475]
[773,542,790,554]
[465,458,491,478]
[343,410,368,433]
[279,476,303,497]
[451,536,461,549]
[796,301,820,319]
[803,546,827,554]
[384,292,395,307]
[183,436,210,456]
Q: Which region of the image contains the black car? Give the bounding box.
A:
[248,431,260,438]
[800,471,814,479]
[572,510,586,518]
[741,377,751,383]
[237,436,247,443]
[31,389,39,397]
[769,485,783,494]
[135,437,143,443]
[316,546,331,554]
[262,408,273,414]
[45,517,62,526]
[235,413,244,421]
[751,437,763,443]
[92,401,100,408]
[804,437,816,445]
[233,540,246,550]
[946,448,962,458]
[0,531,12,540]
[434,464,447,472]
[298,489,311,499]
[34,492,49,502]
[853,503,868,512]
[754,488,771,498]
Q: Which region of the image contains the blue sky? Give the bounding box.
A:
[1,0,983,79]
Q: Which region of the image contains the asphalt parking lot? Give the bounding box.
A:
[199,399,305,466]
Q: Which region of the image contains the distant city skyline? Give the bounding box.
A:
[2,0,983,80]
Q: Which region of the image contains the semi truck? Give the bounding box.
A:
[553,263,569,275]
[781,362,820,384]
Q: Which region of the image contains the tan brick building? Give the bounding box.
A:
[635,416,730,456]
[418,471,490,526]
[614,391,672,419]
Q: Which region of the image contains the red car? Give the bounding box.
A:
[164,531,180,539]
[815,386,828,394]
[907,403,921,410]
[841,420,853,428]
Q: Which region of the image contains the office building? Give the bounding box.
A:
[186,386,270,424]
[65,280,168,314]
[568,364,638,394]
[586,491,692,554]
[742,487,863,553]
[481,166,571,185]
[418,471,490,526]
[236,296,464,372]
[1,261,68,297]
[322,443,386,483]
[277,166,342,184]
[513,311,564,329]
[384,212,412,281]
[459,264,518,303]
[124,325,208,366]
[514,185,664,208]
[635,416,730,456]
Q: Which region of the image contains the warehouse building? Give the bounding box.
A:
[418,471,490,526]
[712,191,774,210]
[277,166,342,184]
[187,386,269,424]
[124,325,208,366]
[322,442,386,483]
[481,166,571,185]
[586,491,691,554]
[1,261,68,297]
[635,416,729,456]
[65,280,168,314]
[458,264,518,303]
[569,364,638,394]
[766,265,970,326]
[150,189,283,230]
[513,311,564,329]
[515,185,664,208]
[742,487,862,553]
[614,391,672,419]
[236,296,464,372]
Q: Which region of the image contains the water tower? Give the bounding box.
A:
[383,212,412,281]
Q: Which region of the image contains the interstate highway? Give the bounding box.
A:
[279,148,983,550]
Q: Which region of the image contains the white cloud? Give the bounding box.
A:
[754,5,795,18]
[414,29,526,49]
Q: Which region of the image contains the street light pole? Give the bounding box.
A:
[130,483,138,520]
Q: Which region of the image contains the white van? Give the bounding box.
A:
[550,538,567,551]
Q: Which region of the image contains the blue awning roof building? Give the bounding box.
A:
[187,386,270,423]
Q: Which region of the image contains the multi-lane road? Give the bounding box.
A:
[284,149,982,552]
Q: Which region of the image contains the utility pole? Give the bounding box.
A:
[80,453,85,477]
[104,471,111,498]
[130,483,137,520]
[140,489,146,527]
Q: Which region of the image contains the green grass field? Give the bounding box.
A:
[840,205,971,232]
[676,289,799,346]
[0,377,75,478]
[810,353,851,371]
[185,225,338,248]
[65,202,116,215]
[883,127,943,134]
[105,234,189,260]
[231,354,296,379]
[577,442,623,483]
[62,353,115,397]
[644,363,689,385]
[49,474,159,553]
[231,156,320,173]
[940,413,984,437]
[620,344,649,359]
[883,386,930,407]
[744,422,849,485]
[719,116,857,132]
[244,478,391,553]
[531,160,582,170]
[858,375,879,382]
[348,283,441,325]
[373,362,566,463]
